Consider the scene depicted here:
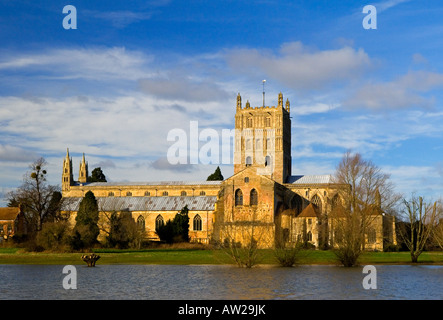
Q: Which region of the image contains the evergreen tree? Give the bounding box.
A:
[88,167,107,183]
[73,191,100,248]
[156,205,190,243]
[206,166,224,181]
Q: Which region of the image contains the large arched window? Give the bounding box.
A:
[250,189,258,206]
[311,194,322,213]
[155,215,164,231]
[235,189,243,206]
[193,215,202,231]
[137,215,145,231]
[245,156,252,166]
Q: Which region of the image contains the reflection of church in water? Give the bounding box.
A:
[62,92,395,250]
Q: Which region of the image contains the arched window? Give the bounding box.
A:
[246,139,252,150]
[155,215,164,230]
[367,228,376,244]
[250,189,258,206]
[265,155,271,167]
[291,194,303,215]
[137,215,145,230]
[200,191,206,196]
[144,191,150,196]
[331,194,342,211]
[181,191,187,196]
[307,231,313,242]
[247,117,253,128]
[311,194,322,213]
[126,191,132,196]
[193,215,202,231]
[265,117,271,127]
[108,191,114,197]
[162,191,168,196]
[245,156,252,166]
[235,189,243,206]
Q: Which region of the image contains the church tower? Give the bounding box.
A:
[62,148,74,192]
[234,92,292,184]
[78,153,88,184]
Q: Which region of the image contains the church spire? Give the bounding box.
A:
[78,153,88,184]
[62,148,73,192]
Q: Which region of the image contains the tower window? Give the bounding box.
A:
[162,191,168,196]
[144,191,150,196]
[244,177,249,183]
[245,156,252,167]
[108,191,114,197]
[250,189,258,206]
[200,191,206,196]
[247,118,253,128]
[235,189,243,206]
[265,117,271,127]
[181,191,187,196]
[265,155,271,167]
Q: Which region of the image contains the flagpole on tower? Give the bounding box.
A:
[262,79,266,107]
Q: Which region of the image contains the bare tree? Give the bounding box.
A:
[331,152,400,266]
[432,218,443,249]
[398,195,442,262]
[7,158,61,232]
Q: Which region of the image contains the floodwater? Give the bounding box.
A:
[0,264,441,300]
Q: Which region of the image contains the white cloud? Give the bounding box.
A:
[226,42,371,93]
[0,47,153,81]
[343,71,443,110]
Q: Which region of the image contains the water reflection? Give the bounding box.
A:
[0,264,441,300]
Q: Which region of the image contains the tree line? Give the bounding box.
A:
[3,156,443,266]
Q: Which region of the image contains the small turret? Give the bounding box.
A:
[62,148,73,192]
[285,98,290,113]
[278,92,283,108]
[236,93,242,110]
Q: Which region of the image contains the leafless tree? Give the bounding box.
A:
[6,158,61,232]
[398,195,442,262]
[331,152,401,266]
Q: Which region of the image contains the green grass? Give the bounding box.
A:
[0,247,442,265]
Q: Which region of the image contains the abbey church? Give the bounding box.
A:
[62,92,396,250]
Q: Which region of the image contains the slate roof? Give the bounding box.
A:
[80,181,222,187]
[287,175,333,185]
[62,196,217,212]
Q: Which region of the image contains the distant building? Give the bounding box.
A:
[0,206,27,240]
[61,92,396,250]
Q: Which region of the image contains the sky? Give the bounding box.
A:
[1,0,443,205]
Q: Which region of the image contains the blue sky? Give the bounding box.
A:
[1,0,443,205]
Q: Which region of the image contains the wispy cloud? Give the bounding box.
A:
[226,42,371,94]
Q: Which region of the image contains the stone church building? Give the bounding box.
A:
[62,92,396,250]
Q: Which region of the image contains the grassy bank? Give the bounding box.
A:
[1,247,442,265]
